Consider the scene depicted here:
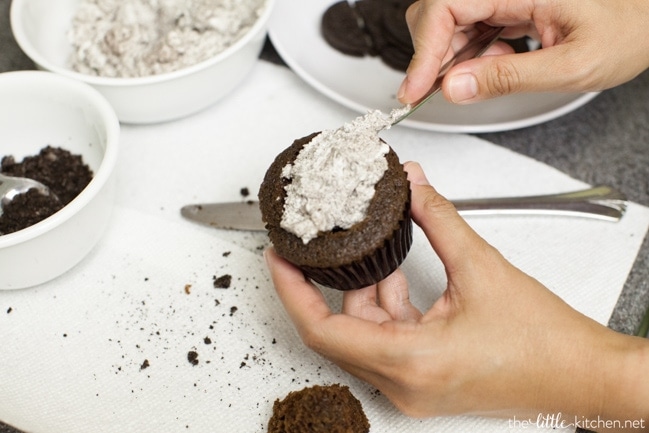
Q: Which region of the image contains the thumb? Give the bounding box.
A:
[403,162,490,273]
[443,46,580,103]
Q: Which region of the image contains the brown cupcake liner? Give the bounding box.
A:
[300,200,413,291]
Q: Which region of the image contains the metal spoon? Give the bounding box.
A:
[392,25,505,125]
[0,173,56,217]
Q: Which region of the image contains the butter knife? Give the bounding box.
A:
[180,185,627,231]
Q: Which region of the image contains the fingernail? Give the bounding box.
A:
[448,73,478,103]
[404,162,430,186]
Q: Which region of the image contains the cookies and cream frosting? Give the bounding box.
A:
[68,0,265,78]
[280,107,409,244]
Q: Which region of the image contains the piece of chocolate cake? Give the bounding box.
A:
[267,384,370,433]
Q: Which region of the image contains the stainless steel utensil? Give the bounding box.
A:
[392,25,505,125]
[180,185,627,232]
[0,173,56,217]
[637,304,649,338]
[451,185,627,220]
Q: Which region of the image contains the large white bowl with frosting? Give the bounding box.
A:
[10,0,275,124]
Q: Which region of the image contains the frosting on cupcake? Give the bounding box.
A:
[280,108,408,243]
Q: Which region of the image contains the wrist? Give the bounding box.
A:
[583,330,649,432]
[526,315,649,431]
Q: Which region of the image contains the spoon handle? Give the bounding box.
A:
[392,25,505,125]
[453,185,628,221]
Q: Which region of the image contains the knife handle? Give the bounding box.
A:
[452,185,627,222]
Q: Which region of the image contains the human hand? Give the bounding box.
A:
[397,0,649,105]
[265,161,649,427]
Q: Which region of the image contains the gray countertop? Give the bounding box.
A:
[1,0,647,432]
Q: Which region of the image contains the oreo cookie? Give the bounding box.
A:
[381,0,414,52]
[321,0,416,72]
[379,43,413,71]
[321,1,372,57]
[355,0,387,56]
[504,37,531,53]
[322,1,531,72]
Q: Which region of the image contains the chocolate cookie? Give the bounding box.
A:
[321,1,372,57]
[504,37,531,53]
[321,0,416,72]
[354,0,387,56]
[381,0,415,52]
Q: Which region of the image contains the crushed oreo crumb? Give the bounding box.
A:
[213,274,232,289]
[187,350,199,366]
[0,146,93,235]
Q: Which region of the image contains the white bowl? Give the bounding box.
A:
[0,70,120,290]
[10,0,275,124]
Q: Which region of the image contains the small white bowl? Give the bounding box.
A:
[0,70,120,290]
[10,0,275,124]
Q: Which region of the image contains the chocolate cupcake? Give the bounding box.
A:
[259,111,412,291]
[267,384,370,433]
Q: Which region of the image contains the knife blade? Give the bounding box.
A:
[180,185,628,231]
[181,201,266,231]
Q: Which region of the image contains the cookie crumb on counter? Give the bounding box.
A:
[187,350,199,366]
[213,274,232,289]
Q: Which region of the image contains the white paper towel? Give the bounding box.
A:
[1,61,648,433]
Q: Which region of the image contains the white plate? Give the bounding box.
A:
[268,0,599,133]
